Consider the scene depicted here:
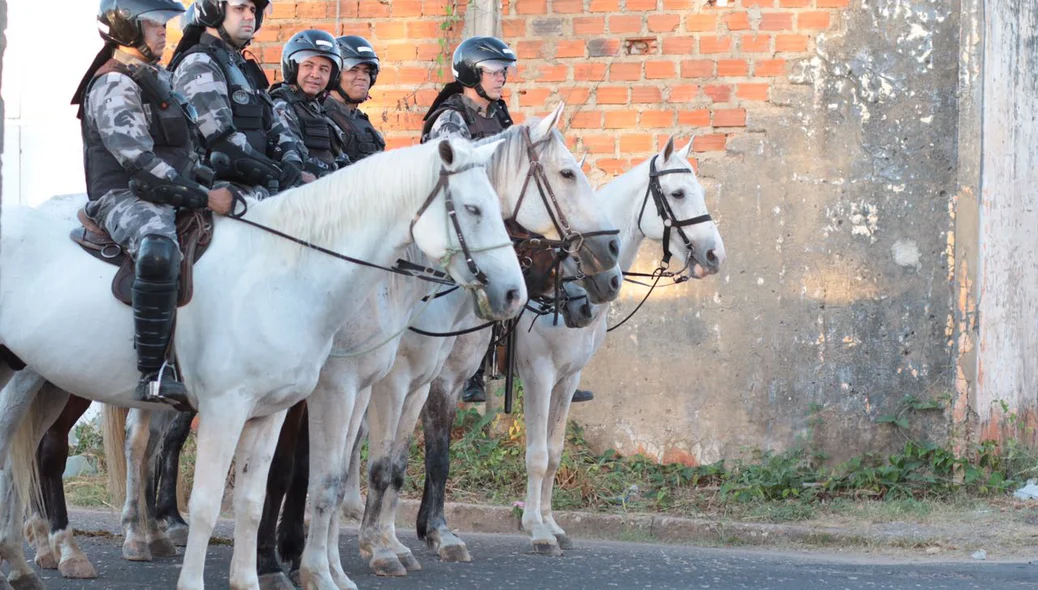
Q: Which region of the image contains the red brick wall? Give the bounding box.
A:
[228,0,848,177]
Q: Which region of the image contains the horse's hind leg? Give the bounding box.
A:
[36,393,98,578]
[339,412,367,522]
[257,401,305,590]
[379,382,431,572]
[155,410,195,546]
[120,409,172,561]
[416,375,471,562]
[541,373,580,550]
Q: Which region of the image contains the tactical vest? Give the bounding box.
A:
[270,84,337,168]
[176,34,273,156]
[82,60,196,201]
[324,99,385,163]
[420,92,512,143]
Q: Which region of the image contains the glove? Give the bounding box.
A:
[279,160,304,189]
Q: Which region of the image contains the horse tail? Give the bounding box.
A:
[8,388,47,524]
[102,404,129,508]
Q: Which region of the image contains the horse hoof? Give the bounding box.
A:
[122,539,153,561]
[532,540,563,556]
[148,536,179,557]
[397,552,422,571]
[58,556,99,579]
[258,572,296,590]
[166,523,189,547]
[8,573,46,590]
[554,533,574,550]
[331,571,358,590]
[32,551,58,570]
[370,555,408,577]
[438,543,472,563]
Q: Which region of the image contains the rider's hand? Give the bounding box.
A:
[301,171,317,184]
[207,187,234,215]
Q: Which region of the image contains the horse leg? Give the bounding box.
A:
[358,375,409,577]
[176,406,249,590]
[380,382,431,572]
[38,393,98,578]
[0,372,66,590]
[518,361,562,556]
[119,409,156,561]
[139,414,178,558]
[323,386,370,590]
[228,410,289,590]
[541,373,580,550]
[339,412,367,522]
[416,374,471,562]
[299,373,358,590]
[257,401,305,590]
[155,410,195,546]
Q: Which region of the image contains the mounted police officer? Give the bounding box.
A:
[421,36,595,404]
[270,29,350,178]
[73,0,235,406]
[169,0,309,198]
[324,35,386,164]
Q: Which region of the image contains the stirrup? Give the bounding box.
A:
[139,362,192,411]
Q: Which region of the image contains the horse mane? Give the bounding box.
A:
[474,119,571,210]
[243,141,443,258]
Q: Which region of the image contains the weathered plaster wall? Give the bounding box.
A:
[973,1,1038,443]
[573,0,961,464]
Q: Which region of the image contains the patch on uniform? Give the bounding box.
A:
[232,89,251,105]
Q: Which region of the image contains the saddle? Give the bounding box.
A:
[70,208,214,307]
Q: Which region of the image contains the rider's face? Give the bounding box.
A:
[297,56,333,97]
[139,18,167,58]
[222,1,257,45]
[339,63,372,102]
[479,67,507,101]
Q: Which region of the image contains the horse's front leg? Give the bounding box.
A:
[299,369,358,590]
[121,408,172,561]
[380,382,432,572]
[261,401,306,589]
[155,410,196,546]
[518,360,563,556]
[228,410,288,590]
[176,402,249,590]
[541,372,581,550]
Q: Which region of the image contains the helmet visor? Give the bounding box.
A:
[479,59,517,80]
[290,49,342,70]
[139,9,184,26]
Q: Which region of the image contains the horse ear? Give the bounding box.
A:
[577,152,587,169]
[533,102,565,142]
[438,140,455,166]
[659,136,675,162]
[678,137,693,160]
[472,138,505,165]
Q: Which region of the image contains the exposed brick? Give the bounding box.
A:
[717,59,749,77]
[817,0,850,6]
[713,108,747,127]
[662,0,689,6]
[391,1,424,17]
[270,2,293,19]
[740,33,772,53]
[662,37,695,55]
[372,23,405,39]
[588,38,622,57]
[296,2,327,19]
[397,67,432,85]
[581,134,616,154]
[536,64,569,82]
[632,86,663,103]
[798,11,832,30]
[559,87,591,104]
[742,0,774,6]
[693,134,727,152]
[681,59,714,78]
[736,83,771,100]
[647,14,681,32]
[628,0,660,9]
[502,18,527,37]
[573,62,608,81]
[775,34,810,52]
[641,109,675,127]
[386,43,417,61]
[517,40,548,59]
[703,84,732,102]
[699,36,732,54]
[407,21,440,38]
[339,22,370,36]
[519,88,552,107]
[685,13,718,32]
[550,40,582,59]
[385,136,416,150]
[570,112,603,129]
[516,0,549,14]
[597,86,630,104]
[668,84,699,102]
[609,62,642,81]
[596,158,632,175]
[754,58,787,76]
[359,2,390,17]
[678,109,710,126]
[573,16,606,35]
[760,12,794,30]
[604,110,638,128]
[779,0,810,5]
[646,60,677,79]
[723,12,751,31]
[423,0,452,14]
[532,17,566,35]
[609,15,643,34]
[589,0,620,11]
[552,0,585,12]
[416,43,441,60]
[620,134,655,152]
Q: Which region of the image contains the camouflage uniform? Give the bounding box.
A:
[83,55,182,256]
[173,51,303,197]
[423,93,512,142]
[272,88,349,176]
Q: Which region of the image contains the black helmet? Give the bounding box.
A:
[452,36,516,88]
[194,0,270,32]
[335,35,380,86]
[97,0,185,62]
[282,30,343,90]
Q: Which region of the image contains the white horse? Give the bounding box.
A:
[414,137,726,558]
[0,137,526,590]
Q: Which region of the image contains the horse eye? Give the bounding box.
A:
[671,190,685,200]
[464,204,482,216]
[560,169,576,180]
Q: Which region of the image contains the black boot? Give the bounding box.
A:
[132,236,190,409]
[461,371,487,403]
[571,389,595,403]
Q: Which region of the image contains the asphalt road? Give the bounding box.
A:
[14,524,1038,590]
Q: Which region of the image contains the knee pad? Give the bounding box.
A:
[136,235,181,282]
